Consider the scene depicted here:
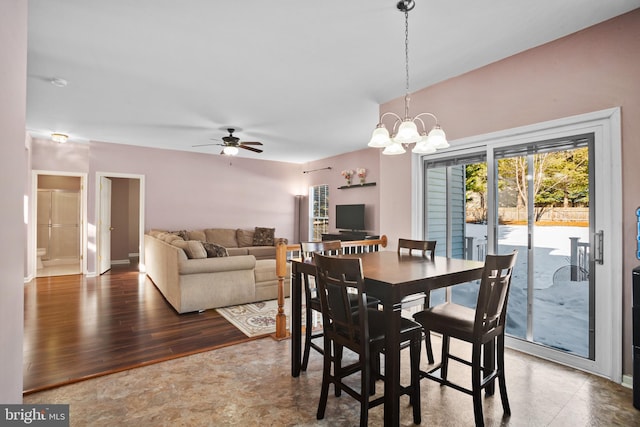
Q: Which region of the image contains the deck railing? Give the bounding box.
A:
[272,235,388,339]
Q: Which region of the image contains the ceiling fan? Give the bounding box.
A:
[193,128,263,156]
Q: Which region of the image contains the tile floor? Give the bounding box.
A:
[24,334,640,426]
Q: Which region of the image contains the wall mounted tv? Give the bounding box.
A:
[336,204,365,231]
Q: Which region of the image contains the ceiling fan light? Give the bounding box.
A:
[382,142,406,155]
[368,125,392,148]
[427,125,449,149]
[223,146,239,156]
[394,119,420,144]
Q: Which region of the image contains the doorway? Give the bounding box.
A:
[33,172,87,277]
[416,108,621,380]
[96,173,145,275]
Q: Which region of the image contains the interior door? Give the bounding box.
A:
[99,176,112,274]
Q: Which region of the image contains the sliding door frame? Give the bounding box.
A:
[412,107,622,381]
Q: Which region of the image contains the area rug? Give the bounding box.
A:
[217,298,310,338]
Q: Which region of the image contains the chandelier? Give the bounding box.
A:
[368,0,449,155]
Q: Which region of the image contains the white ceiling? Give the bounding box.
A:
[26,0,639,164]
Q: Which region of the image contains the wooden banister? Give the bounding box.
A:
[272,235,388,340]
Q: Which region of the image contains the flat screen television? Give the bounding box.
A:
[335,204,365,231]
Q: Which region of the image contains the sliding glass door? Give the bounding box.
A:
[419,111,621,378]
[494,136,594,358]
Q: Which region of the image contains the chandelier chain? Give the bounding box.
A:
[404,10,410,95]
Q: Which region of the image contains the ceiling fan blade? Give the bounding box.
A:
[192,143,222,147]
[240,141,263,146]
[239,145,263,153]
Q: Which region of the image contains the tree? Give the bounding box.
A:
[497,147,589,221]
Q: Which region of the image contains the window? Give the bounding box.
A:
[310,184,329,241]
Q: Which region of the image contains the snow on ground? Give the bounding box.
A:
[432,224,591,357]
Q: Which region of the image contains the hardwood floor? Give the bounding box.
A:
[23,262,251,394]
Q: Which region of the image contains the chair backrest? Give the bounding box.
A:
[314,253,369,356]
[474,250,518,340]
[397,238,437,260]
[300,240,343,261]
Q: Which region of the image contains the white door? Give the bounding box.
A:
[99,176,112,274]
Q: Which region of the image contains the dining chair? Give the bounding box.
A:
[299,241,380,371]
[314,253,422,426]
[398,238,437,364]
[412,250,518,427]
[299,241,342,371]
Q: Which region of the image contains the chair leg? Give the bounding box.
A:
[497,335,511,416]
[302,307,314,371]
[369,351,380,396]
[410,333,422,424]
[424,329,434,364]
[316,339,332,420]
[471,343,485,427]
[440,335,450,381]
[334,343,343,397]
[360,354,370,427]
[422,293,434,364]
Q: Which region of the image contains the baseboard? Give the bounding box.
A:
[24,274,34,284]
[111,259,131,265]
[622,374,633,389]
[128,252,139,258]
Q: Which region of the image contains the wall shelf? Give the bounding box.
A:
[338,182,376,190]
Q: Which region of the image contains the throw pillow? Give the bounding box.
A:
[170,230,189,241]
[236,229,255,247]
[171,240,207,259]
[185,240,207,259]
[253,227,275,246]
[201,241,229,258]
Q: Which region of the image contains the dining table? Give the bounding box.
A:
[289,250,485,427]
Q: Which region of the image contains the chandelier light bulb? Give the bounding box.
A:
[368,125,392,148]
[412,135,437,154]
[382,142,406,155]
[426,125,449,149]
[394,119,421,144]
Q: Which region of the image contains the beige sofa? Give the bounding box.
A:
[144,228,290,313]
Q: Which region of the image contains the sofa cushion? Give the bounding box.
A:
[201,241,229,258]
[236,229,255,247]
[226,247,249,256]
[253,227,275,246]
[205,228,238,248]
[187,229,206,242]
[171,240,207,259]
[247,246,277,260]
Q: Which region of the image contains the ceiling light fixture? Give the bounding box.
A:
[50,77,68,88]
[368,0,449,155]
[51,133,68,143]
[222,146,239,156]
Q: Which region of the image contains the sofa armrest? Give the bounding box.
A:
[178,255,256,275]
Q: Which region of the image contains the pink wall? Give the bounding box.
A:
[379,9,640,374]
[0,0,27,403]
[31,140,302,273]
[303,148,381,237]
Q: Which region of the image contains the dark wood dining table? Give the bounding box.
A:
[289,250,485,427]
